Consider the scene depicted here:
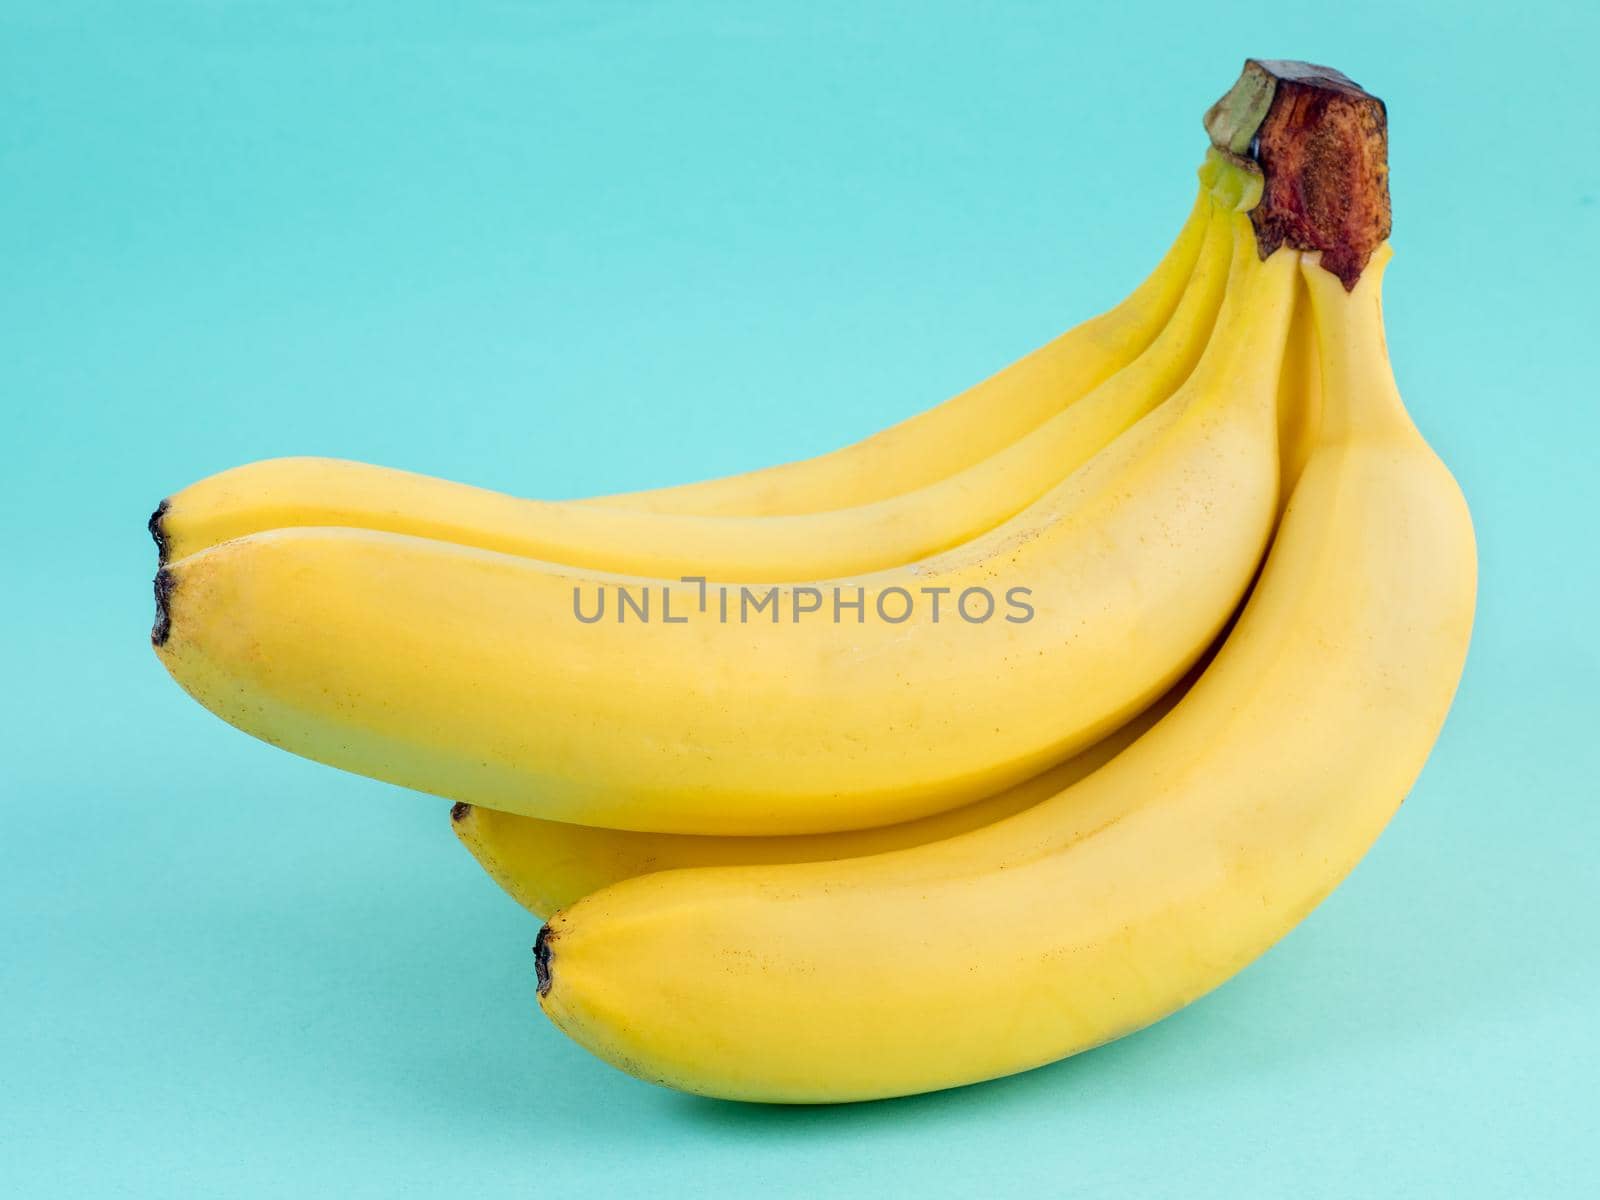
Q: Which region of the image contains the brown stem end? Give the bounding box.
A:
[1207,59,1391,290]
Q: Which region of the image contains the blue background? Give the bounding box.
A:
[4,2,1596,1195]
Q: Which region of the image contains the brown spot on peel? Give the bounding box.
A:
[1206,59,1391,290]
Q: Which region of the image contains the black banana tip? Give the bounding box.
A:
[151,567,175,646]
[149,500,175,646]
[148,499,170,564]
[534,925,555,997]
[450,802,472,824]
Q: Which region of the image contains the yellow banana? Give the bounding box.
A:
[1275,267,1324,504]
[151,209,1293,836]
[450,666,1191,917]
[152,187,1235,581]
[534,245,1477,1102]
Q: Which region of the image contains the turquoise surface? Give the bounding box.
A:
[4,2,1596,1195]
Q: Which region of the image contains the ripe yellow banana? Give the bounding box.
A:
[451,665,1192,917]
[1275,268,1324,503]
[151,206,1294,836]
[580,164,1222,517]
[152,184,1236,582]
[534,245,1478,1102]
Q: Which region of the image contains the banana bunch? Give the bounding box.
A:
[151,60,1475,1103]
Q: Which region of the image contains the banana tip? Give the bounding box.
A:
[147,499,170,564]
[534,925,555,997]
[450,801,472,824]
[149,500,175,646]
[151,566,175,647]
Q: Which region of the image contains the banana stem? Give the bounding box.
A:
[1205,59,1391,290]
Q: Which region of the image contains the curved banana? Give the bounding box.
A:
[533,246,1477,1102]
[152,192,1235,581]
[580,163,1221,517]
[451,666,1192,917]
[151,211,1293,836]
